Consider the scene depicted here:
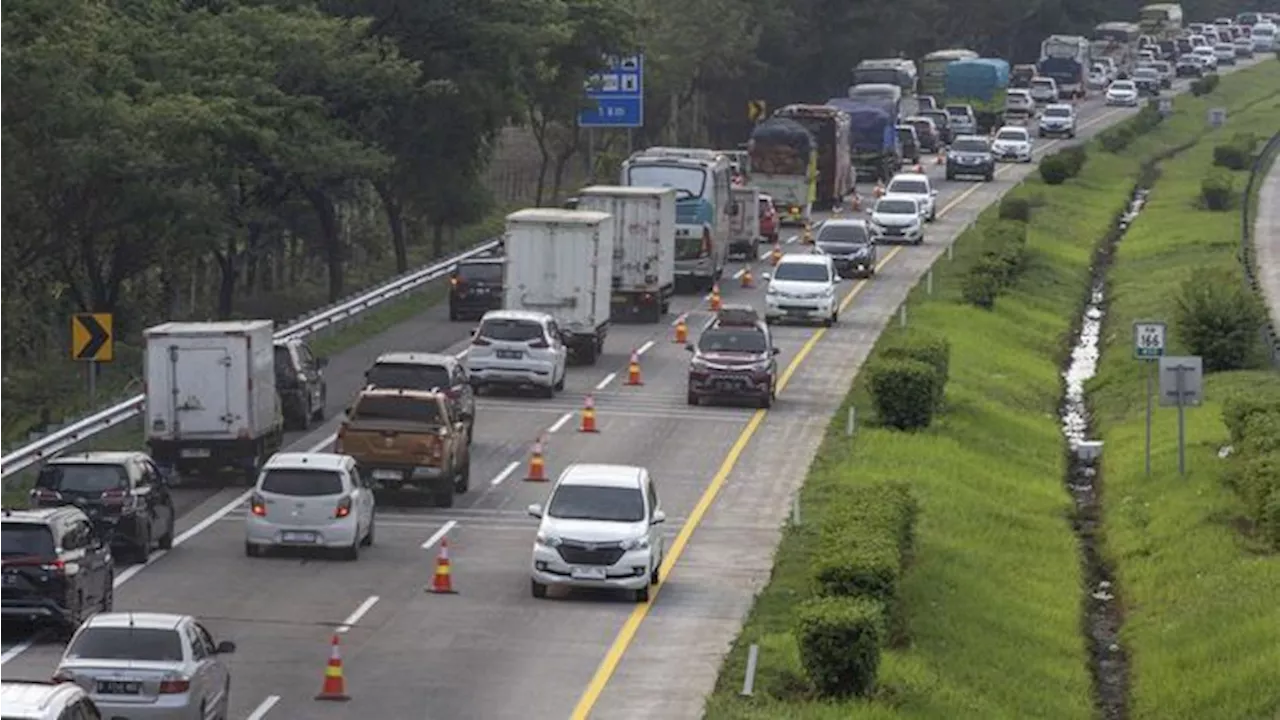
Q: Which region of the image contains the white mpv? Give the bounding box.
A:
[245,452,376,560]
[870,194,925,245]
[764,254,839,326]
[465,309,568,397]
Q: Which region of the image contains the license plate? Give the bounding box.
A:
[571,566,607,580]
[98,681,141,694]
[372,469,402,481]
[181,448,211,458]
[281,531,317,544]
[496,350,522,360]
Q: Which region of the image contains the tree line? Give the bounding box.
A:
[1,0,1265,434]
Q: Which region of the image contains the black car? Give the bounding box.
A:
[945,136,996,181]
[1133,70,1162,96]
[2,506,113,634]
[449,258,505,321]
[364,352,476,443]
[895,125,921,163]
[686,315,780,408]
[1176,58,1204,77]
[275,338,328,431]
[31,452,176,563]
[920,110,954,145]
[815,219,878,278]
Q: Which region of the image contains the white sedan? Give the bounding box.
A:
[991,126,1033,163]
[884,173,937,221]
[1105,80,1140,106]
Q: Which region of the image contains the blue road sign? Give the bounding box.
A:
[579,54,644,128]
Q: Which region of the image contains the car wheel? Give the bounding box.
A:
[650,562,660,585]
[832,310,839,325]
[361,516,375,547]
[133,526,152,564]
[541,382,556,399]
[945,171,955,181]
[554,370,565,392]
[985,171,995,181]
[435,483,455,508]
[634,585,650,602]
[244,542,261,558]
[449,306,459,321]
[531,580,547,599]
[312,392,326,421]
[759,391,773,409]
[157,507,175,550]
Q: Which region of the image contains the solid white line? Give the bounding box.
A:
[547,412,574,433]
[785,234,798,244]
[0,642,33,665]
[336,595,380,633]
[307,433,337,453]
[245,695,281,720]
[636,340,655,356]
[595,372,617,390]
[421,520,457,550]
[489,460,520,487]
[732,268,745,279]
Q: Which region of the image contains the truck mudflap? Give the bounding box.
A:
[610,286,672,324]
[148,431,283,484]
[562,324,608,365]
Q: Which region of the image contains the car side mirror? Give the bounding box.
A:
[761,272,772,280]
[471,325,481,337]
[215,641,236,654]
[684,343,694,353]
[527,503,543,519]
[931,189,938,196]
[316,357,328,369]
[773,347,781,356]
[651,510,666,525]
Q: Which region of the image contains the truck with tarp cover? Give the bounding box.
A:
[943,58,1010,132]
[826,98,899,183]
[1139,4,1183,39]
[746,118,818,226]
[920,49,979,97]
[1091,22,1141,76]
[773,104,854,210]
[846,83,904,122]
[1038,35,1092,99]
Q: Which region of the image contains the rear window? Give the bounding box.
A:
[698,328,768,354]
[996,130,1027,141]
[952,138,989,153]
[457,263,503,283]
[888,179,928,195]
[366,362,450,391]
[65,627,184,662]
[477,318,545,342]
[876,199,917,215]
[817,223,870,245]
[1,524,56,558]
[35,464,127,494]
[945,106,969,117]
[352,395,443,424]
[260,469,345,497]
[1031,79,1054,88]
[921,111,949,126]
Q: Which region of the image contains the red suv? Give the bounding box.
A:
[758,194,779,244]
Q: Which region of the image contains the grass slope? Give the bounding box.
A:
[1085,85,1280,720]
[704,63,1279,720]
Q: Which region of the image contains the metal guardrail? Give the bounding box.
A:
[1240,131,1280,368]
[0,238,503,479]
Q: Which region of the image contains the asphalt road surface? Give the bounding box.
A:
[4,62,1258,720]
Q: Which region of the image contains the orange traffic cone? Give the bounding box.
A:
[770,241,783,266]
[625,350,644,386]
[427,538,458,594]
[802,224,813,244]
[579,394,599,433]
[740,267,754,288]
[673,315,688,343]
[314,634,350,702]
[850,193,862,211]
[709,284,722,311]
[525,438,547,482]
[913,162,923,173]
[873,181,885,198]
[935,149,945,165]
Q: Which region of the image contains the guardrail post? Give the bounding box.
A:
[740,644,760,696]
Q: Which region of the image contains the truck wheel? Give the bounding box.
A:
[434,482,455,508]
[531,580,547,599]
[541,382,556,399]
[554,371,565,392]
[455,454,471,493]
[579,342,598,366]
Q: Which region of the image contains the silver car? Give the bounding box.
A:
[245,452,375,559]
[464,310,568,397]
[54,612,234,720]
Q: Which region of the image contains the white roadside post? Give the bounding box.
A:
[1132,320,1166,476]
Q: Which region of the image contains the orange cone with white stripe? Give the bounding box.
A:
[873,180,885,198]
[913,162,923,173]
[770,241,783,266]
[740,267,754,288]
[525,438,547,482]
[935,149,945,165]
[673,316,688,343]
[579,394,599,433]
[626,350,644,386]
[850,194,862,211]
[709,284,722,311]
[427,538,457,594]
[314,634,350,701]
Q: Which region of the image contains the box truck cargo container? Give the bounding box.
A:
[575,185,677,324]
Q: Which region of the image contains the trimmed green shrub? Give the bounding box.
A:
[867,358,939,430]
[1173,272,1265,371]
[1213,142,1250,170]
[812,481,919,601]
[794,597,885,698]
[999,195,1032,222]
[1222,388,1280,443]
[1200,169,1235,210]
[1039,154,1071,184]
[1238,411,1280,455]
[881,331,950,407]
[1262,487,1280,550]
[1099,126,1135,153]
[1132,103,1162,133]
[1235,450,1280,538]
[1058,145,1088,177]
[962,267,1000,308]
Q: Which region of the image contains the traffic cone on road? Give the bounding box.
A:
[625,350,644,386]
[873,180,885,198]
[673,315,688,344]
[741,267,754,288]
[579,394,599,433]
[524,438,547,482]
[850,193,862,211]
[935,149,945,165]
[913,162,924,173]
[427,538,458,594]
[770,241,783,266]
[802,223,813,244]
[709,284,722,311]
[314,634,350,702]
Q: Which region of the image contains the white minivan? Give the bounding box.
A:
[763,254,840,326]
[465,309,568,397]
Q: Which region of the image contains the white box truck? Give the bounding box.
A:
[575,185,676,324]
[143,320,283,481]
[503,208,615,364]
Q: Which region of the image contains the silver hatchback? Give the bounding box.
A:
[54,612,235,720]
[245,452,375,559]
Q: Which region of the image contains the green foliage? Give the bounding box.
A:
[960,220,1028,309]
[867,358,939,430]
[1221,388,1280,444]
[999,195,1032,221]
[880,331,951,408]
[1200,168,1235,210]
[794,596,885,698]
[812,481,918,604]
[1191,72,1221,96]
[1099,104,1163,154]
[1173,272,1265,372]
[1057,145,1089,177]
[1212,131,1258,170]
[1039,154,1072,184]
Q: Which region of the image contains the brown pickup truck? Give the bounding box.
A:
[334,388,471,507]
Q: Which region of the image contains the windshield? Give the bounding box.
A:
[1254,26,1275,36]
[876,199,917,215]
[35,464,127,494]
[66,627,184,662]
[351,395,442,425]
[477,318,544,342]
[996,130,1027,141]
[457,263,502,283]
[1031,80,1055,89]
[853,68,903,86]
[626,164,705,199]
[773,262,832,282]
[921,111,949,127]
[1111,81,1135,90]
[952,139,989,153]
[366,362,450,391]
[817,224,870,246]
[887,179,928,195]
[945,106,970,117]
[1045,107,1072,117]
[1,524,56,558]
[698,328,768,353]
[547,485,645,522]
[260,469,344,497]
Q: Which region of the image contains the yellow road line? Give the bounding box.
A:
[568,102,1128,719]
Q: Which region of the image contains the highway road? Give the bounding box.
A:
[3,64,1253,720]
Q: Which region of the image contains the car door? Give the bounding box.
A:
[64,519,104,611]
[645,479,664,558]
[296,343,324,408]
[546,321,566,377]
[450,364,474,419]
[140,459,173,540]
[348,468,373,535]
[188,623,226,709]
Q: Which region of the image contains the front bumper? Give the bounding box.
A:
[688,372,771,400]
[468,360,556,388]
[1039,124,1074,136]
[766,294,836,321]
[91,695,204,720]
[947,161,994,177]
[831,256,876,277]
[1106,96,1139,106]
[994,147,1032,162]
[871,223,924,243]
[246,515,360,549]
[531,544,653,591]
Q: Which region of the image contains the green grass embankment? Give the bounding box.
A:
[1085,84,1280,720]
[704,62,1279,720]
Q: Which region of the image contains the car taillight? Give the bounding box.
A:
[4,556,65,574]
[427,440,443,462]
[450,275,461,287]
[52,671,74,684]
[528,339,549,349]
[99,488,129,506]
[335,496,352,519]
[250,493,267,517]
[158,677,190,694]
[30,488,61,503]
[472,336,492,347]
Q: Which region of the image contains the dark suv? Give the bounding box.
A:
[815,219,878,278]
[686,312,780,408]
[275,338,328,430]
[448,258,505,321]
[1,506,113,635]
[946,135,996,181]
[364,353,476,443]
[30,452,176,563]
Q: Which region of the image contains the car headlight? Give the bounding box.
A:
[620,535,650,551]
[765,286,779,296]
[536,532,562,548]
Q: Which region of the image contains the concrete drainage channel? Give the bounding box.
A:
[1061,183,1151,720]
